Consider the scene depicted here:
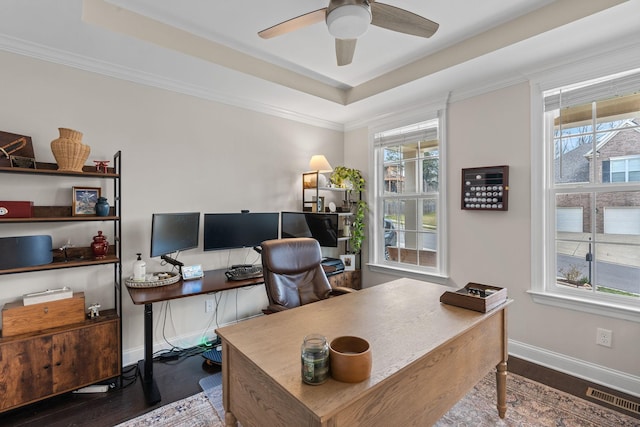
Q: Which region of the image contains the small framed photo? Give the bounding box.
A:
[72,186,101,216]
[340,254,356,271]
[10,155,37,169]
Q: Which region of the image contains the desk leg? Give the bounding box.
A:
[496,361,507,418]
[138,302,161,405]
[225,412,238,427]
[221,341,237,426]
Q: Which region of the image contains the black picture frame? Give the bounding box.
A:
[461,165,509,211]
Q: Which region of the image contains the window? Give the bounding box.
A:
[535,69,640,317]
[608,156,640,183]
[371,116,446,278]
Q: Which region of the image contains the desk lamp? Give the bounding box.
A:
[309,155,333,187]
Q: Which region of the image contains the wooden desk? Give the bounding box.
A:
[126,268,264,405]
[216,278,510,426]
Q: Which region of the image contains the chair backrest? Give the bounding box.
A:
[261,237,332,310]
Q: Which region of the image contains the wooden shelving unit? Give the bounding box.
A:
[301,171,363,289]
[0,151,123,413]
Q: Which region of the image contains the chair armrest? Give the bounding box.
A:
[330,286,357,295]
[262,304,290,315]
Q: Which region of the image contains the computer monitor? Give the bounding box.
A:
[280,211,339,247]
[203,212,279,251]
[150,212,200,267]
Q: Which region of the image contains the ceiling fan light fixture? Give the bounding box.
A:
[326,4,371,39]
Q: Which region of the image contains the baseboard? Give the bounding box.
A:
[122,313,263,367]
[509,339,640,398]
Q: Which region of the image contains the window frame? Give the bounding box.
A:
[368,108,448,282]
[530,69,640,323]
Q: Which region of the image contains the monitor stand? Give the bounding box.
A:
[161,255,184,274]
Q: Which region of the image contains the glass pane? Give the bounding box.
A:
[596,127,640,184]
[554,132,591,184]
[383,146,402,163]
[594,243,640,298]
[383,163,404,194]
[555,193,592,236]
[400,142,420,160]
[383,199,402,224]
[383,143,420,162]
[596,191,640,237]
[422,156,439,192]
[555,241,591,290]
[416,240,437,267]
[402,160,418,193]
[421,199,437,231]
[383,217,398,248]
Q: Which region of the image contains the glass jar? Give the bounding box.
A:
[301,334,329,385]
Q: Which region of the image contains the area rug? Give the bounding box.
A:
[117,372,639,427]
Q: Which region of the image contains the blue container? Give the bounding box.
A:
[95,197,110,216]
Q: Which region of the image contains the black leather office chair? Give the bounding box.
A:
[260,237,355,314]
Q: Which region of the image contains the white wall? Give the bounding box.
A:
[0,51,344,365]
[354,83,639,396]
[2,46,638,396]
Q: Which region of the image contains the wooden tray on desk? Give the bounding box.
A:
[440,282,507,312]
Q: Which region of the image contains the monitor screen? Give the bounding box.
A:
[203,212,279,251]
[150,212,200,258]
[280,211,339,247]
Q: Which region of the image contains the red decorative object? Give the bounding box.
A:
[0,201,33,218]
[93,160,110,173]
[91,230,109,259]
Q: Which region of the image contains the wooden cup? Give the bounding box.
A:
[329,336,372,383]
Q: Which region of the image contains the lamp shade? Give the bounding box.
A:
[326,4,371,39]
[309,155,333,173]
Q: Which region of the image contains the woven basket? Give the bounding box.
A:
[51,128,91,172]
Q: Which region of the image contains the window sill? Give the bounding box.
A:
[367,263,449,285]
[527,290,640,323]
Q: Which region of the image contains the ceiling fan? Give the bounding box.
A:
[258,0,439,66]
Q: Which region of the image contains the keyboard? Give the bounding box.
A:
[225,265,263,281]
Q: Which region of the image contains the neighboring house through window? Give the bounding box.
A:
[370,112,447,279]
[532,68,640,320]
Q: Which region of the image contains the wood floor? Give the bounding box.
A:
[0,353,221,427]
[0,354,637,426]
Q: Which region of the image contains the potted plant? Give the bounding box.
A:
[330,166,367,254]
[330,166,365,192]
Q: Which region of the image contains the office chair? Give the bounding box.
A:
[260,237,355,314]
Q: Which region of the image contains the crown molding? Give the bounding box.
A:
[0,34,345,132]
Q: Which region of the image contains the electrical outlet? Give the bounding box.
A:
[596,328,612,347]
[205,299,214,313]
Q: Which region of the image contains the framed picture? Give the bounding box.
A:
[340,254,356,271]
[461,165,509,211]
[72,186,101,216]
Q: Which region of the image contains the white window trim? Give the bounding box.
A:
[530,70,640,323]
[366,101,449,282]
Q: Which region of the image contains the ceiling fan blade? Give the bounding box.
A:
[336,38,357,66]
[258,8,327,39]
[370,2,439,38]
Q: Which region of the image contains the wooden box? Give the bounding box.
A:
[1,292,85,337]
[440,283,507,313]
